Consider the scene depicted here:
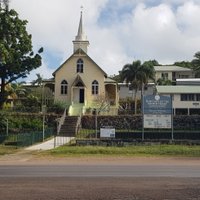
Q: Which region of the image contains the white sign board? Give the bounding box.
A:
[144,114,172,129]
[100,128,115,138]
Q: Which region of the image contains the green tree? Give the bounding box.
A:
[32,73,43,86]
[174,61,192,69]
[121,60,155,114]
[156,78,172,85]
[0,7,43,109]
[109,71,123,83]
[145,59,161,66]
[191,51,200,77]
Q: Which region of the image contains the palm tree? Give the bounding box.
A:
[32,73,43,86]
[6,82,28,106]
[192,51,200,78]
[121,60,155,114]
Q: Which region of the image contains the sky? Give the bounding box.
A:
[10,0,200,81]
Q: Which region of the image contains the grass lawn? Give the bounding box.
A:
[43,144,200,157]
[0,145,19,155]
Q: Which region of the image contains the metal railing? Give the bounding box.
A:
[57,108,67,135]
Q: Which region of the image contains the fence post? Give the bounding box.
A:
[5,118,8,136]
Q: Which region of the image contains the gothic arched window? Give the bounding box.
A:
[92,80,99,95]
[61,80,68,95]
[77,58,84,73]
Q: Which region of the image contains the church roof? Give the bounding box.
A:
[72,74,86,87]
[52,48,107,77]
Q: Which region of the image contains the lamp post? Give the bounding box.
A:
[41,82,46,142]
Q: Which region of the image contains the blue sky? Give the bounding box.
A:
[10,0,200,81]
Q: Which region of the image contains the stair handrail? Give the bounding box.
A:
[75,109,82,135]
[57,108,67,134]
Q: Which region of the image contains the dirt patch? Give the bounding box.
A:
[0,150,200,166]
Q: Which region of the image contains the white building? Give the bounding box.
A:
[156,85,200,115]
[154,65,194,83]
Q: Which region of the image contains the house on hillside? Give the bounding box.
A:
[118,83,155,100]
[154,65,194,83]
[52,12,118,116]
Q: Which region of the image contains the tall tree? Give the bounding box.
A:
[32,73,43,86]
[174,61,192,69]
[0,6,43,109]
[121,60,155,114]
[191,51,200,78]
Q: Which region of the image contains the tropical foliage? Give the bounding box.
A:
[120,60,155,114]
[191,51,200,78]
[0,6,43,108]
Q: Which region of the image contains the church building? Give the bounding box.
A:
[52,11,118,116]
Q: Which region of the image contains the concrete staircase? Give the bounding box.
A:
[59,116,79,137]
[69,104,84,116]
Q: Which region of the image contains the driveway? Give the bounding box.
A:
[25,136,74,150]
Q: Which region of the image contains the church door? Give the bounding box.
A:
[79,89,84,103]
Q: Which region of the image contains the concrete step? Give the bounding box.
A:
[59,116,79,137]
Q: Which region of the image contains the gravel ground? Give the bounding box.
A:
[0,177,200,200]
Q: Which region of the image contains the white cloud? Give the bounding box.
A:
[9,0,200,80]
[26,61,54,83]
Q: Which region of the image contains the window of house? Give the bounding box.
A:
[92,80,99,95]
[61,80,68,95]
[181,94,187,101]
[196,94,200,101]
[128,85,133,91]
[181,94,194,101]
[77,58,84,73]
[188,94,195,101]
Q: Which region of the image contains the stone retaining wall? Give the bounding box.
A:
[81,115,200,130]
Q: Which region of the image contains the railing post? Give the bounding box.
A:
[57,108,67,135]
[5,118,8,136]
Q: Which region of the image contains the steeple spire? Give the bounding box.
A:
[75,10,86,41]
[73,8,89,53]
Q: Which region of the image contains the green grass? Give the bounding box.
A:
[0,145,19,155]
[43,144,200,157]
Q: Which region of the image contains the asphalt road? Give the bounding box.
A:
[0,164,200,178]
[0,158,200,199]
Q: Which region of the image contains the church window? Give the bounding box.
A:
[61,80,68,95]
[77,59,84,73]
[92,80,99,95]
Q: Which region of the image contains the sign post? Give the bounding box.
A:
[143,95,173,139]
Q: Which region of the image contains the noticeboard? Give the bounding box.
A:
[100,127,115,138]
[143,95,172,129]
[143,95,172,114]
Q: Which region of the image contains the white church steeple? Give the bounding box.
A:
[73,9,89,53]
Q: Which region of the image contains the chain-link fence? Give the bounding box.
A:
[0,128,55,147]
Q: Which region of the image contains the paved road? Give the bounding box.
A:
[0,158,200,199]
[0,164,200,178]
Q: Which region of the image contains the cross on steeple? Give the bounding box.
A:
[80,5,83,12]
